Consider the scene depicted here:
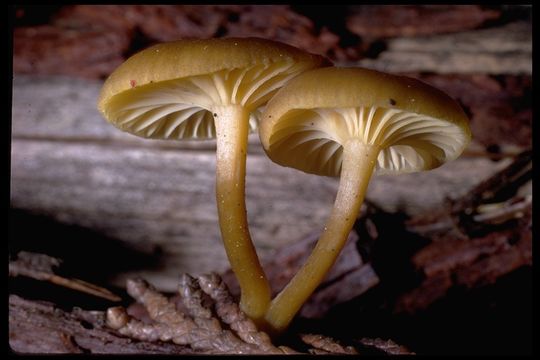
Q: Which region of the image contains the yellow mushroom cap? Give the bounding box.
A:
[259,67,472,177]
[98,37,330,140]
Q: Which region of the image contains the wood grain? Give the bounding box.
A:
[356,22,532,75]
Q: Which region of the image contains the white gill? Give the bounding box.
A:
[105,60,305,140]
[268,106,468,176]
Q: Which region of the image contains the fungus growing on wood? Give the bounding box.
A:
[97,37,329,322]
[259,67,471,333]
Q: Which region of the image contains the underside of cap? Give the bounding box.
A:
[98,38,329,140]
[265,106,470,177]
[260,67,471,177]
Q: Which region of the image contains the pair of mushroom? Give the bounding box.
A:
[98,38,470,335]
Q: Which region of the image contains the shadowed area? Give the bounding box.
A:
[9,208,162,309]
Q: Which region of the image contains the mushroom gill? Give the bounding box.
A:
[101,60,308,140]
[267,106,469,177]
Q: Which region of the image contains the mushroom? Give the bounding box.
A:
[97,37,329,323]
[259,67,471,333]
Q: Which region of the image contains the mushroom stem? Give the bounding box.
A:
[214,105,271,322]
[264,139,379,334]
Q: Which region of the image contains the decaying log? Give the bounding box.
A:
[379,152,531,314]
[10,125,531,357]
[12,75,519,289]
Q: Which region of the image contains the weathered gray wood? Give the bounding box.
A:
[11,76,510,291]
[10,138,340,290]
[11,75,263,152]
[356,22,532,75]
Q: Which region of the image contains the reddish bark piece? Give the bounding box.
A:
[13,25,129,79]
[347,5,500,39]
[54,5,233,41]
[395,209,531,314]
[394,153,532,314]
[225,5,343,59]
[410,74,532,150]
[52,5,139,33]
[135,5,235,41]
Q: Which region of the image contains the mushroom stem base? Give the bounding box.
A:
[263,140,379,334]
[214,105,271,322]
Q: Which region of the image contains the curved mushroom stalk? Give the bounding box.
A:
[259,67,471,334]
[264,140,379,333]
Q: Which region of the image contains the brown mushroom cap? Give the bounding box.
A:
[98,37,330,140]
[260,67,471,176]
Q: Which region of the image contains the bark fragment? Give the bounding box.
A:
[347,5,500,39]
